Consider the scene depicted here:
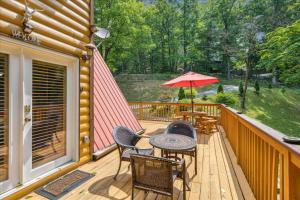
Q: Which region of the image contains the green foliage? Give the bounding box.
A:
[202,94,208,101]
[95,0,299,87]
[239,81,244,97]
[184,88,197,99]
[254,81,260,95]
[215,93,237,106]
[259,20,300,85]
[217,84,224,93]
[268,83,272,89]
[178,87,185,100]
[281,87,286,94]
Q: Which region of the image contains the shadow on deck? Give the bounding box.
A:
[23,121,255,200]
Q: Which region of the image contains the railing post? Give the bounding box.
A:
[280,151,291,200]
[236,118,241,164]
[175,104,180,116]
[139,103,144,120]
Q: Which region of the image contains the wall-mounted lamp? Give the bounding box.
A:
[81,52,89,61]
[90,25,98,33]
[85,43,96,57]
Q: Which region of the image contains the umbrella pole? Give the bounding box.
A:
[190,81,194,123]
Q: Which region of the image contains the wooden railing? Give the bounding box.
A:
[220,105,300,200]
[128,102,220,122]
[129,102,300,200]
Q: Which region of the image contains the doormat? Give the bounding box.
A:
[35,170,94,200]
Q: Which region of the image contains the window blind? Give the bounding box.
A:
[32,60,67,168]
[0,53,9,182]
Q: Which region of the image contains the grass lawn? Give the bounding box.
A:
[116,77,178,102]
[115,74,300,137]
[233,88,300,137]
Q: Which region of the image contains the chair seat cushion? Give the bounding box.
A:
[122,148,154,160]
[172,170,179,180]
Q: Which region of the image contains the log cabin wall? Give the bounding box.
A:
[0,0,93,198]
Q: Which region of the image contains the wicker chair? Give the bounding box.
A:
[164,120,198,174]
[130,154,187,200]
[112,126,154,180]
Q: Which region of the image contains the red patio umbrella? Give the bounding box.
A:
[161,71,219,113]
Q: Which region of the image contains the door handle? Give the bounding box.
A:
[25,117,31,123]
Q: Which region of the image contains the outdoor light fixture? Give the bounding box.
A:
[90,22,111,48]
[81,52,89,61]
[85,43,96,57]
[94,28,110,39]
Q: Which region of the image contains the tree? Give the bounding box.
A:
[178,87,185,100]
[259,20,300,85]
[94,0,153,72]
[217,84,224,93]
[239,81,244,97]
[213,0,239,79]
[237,0,265,110]
[254,80,260,95]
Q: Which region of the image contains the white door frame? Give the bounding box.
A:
[0,43,21,194]
[0,37,79,191]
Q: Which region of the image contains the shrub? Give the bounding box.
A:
[239,81,244,97]
[215,93,237,106]
[178,87,185,100]
[159,93,172,102]
[202,94,208,101]
[184,88,197,98]
[217,84,224,93]
[268,83,272,89]
[254,80,260,95]
[281,87,286,93]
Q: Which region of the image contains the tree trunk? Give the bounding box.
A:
[226,56,231,80]
[183,0,187,70]
[241,56,250,111]
[272,67,277,84]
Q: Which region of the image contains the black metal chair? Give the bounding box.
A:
[112,126,154,180]
[130,154,187,200]
[164,120,198,174]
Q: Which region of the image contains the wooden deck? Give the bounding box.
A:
[22,121,255,200]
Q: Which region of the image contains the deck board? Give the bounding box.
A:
[22,121,254,200]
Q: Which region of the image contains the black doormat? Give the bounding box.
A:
[35,170,95,200]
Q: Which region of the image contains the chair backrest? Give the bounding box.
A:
[165,120,196,139]
[112,126,140,148]
[130,154,174,195]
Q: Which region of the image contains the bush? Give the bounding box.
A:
[268,83,272,89]
[202,94,208,101]
[178,87,185,100]
[217,84,224,93]
[158,93,172,102]
[254,80,260,95]
[184,88,197,98]
[281,87,286,93]
[215,93,237,106]
[239,81,244,97]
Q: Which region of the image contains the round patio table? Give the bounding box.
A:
[149,133,196,152]
[150,133,196,190]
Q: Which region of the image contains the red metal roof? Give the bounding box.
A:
[93,50,143,153]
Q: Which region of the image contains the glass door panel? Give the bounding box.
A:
[32,60,67,168]
[0,53,9,182]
